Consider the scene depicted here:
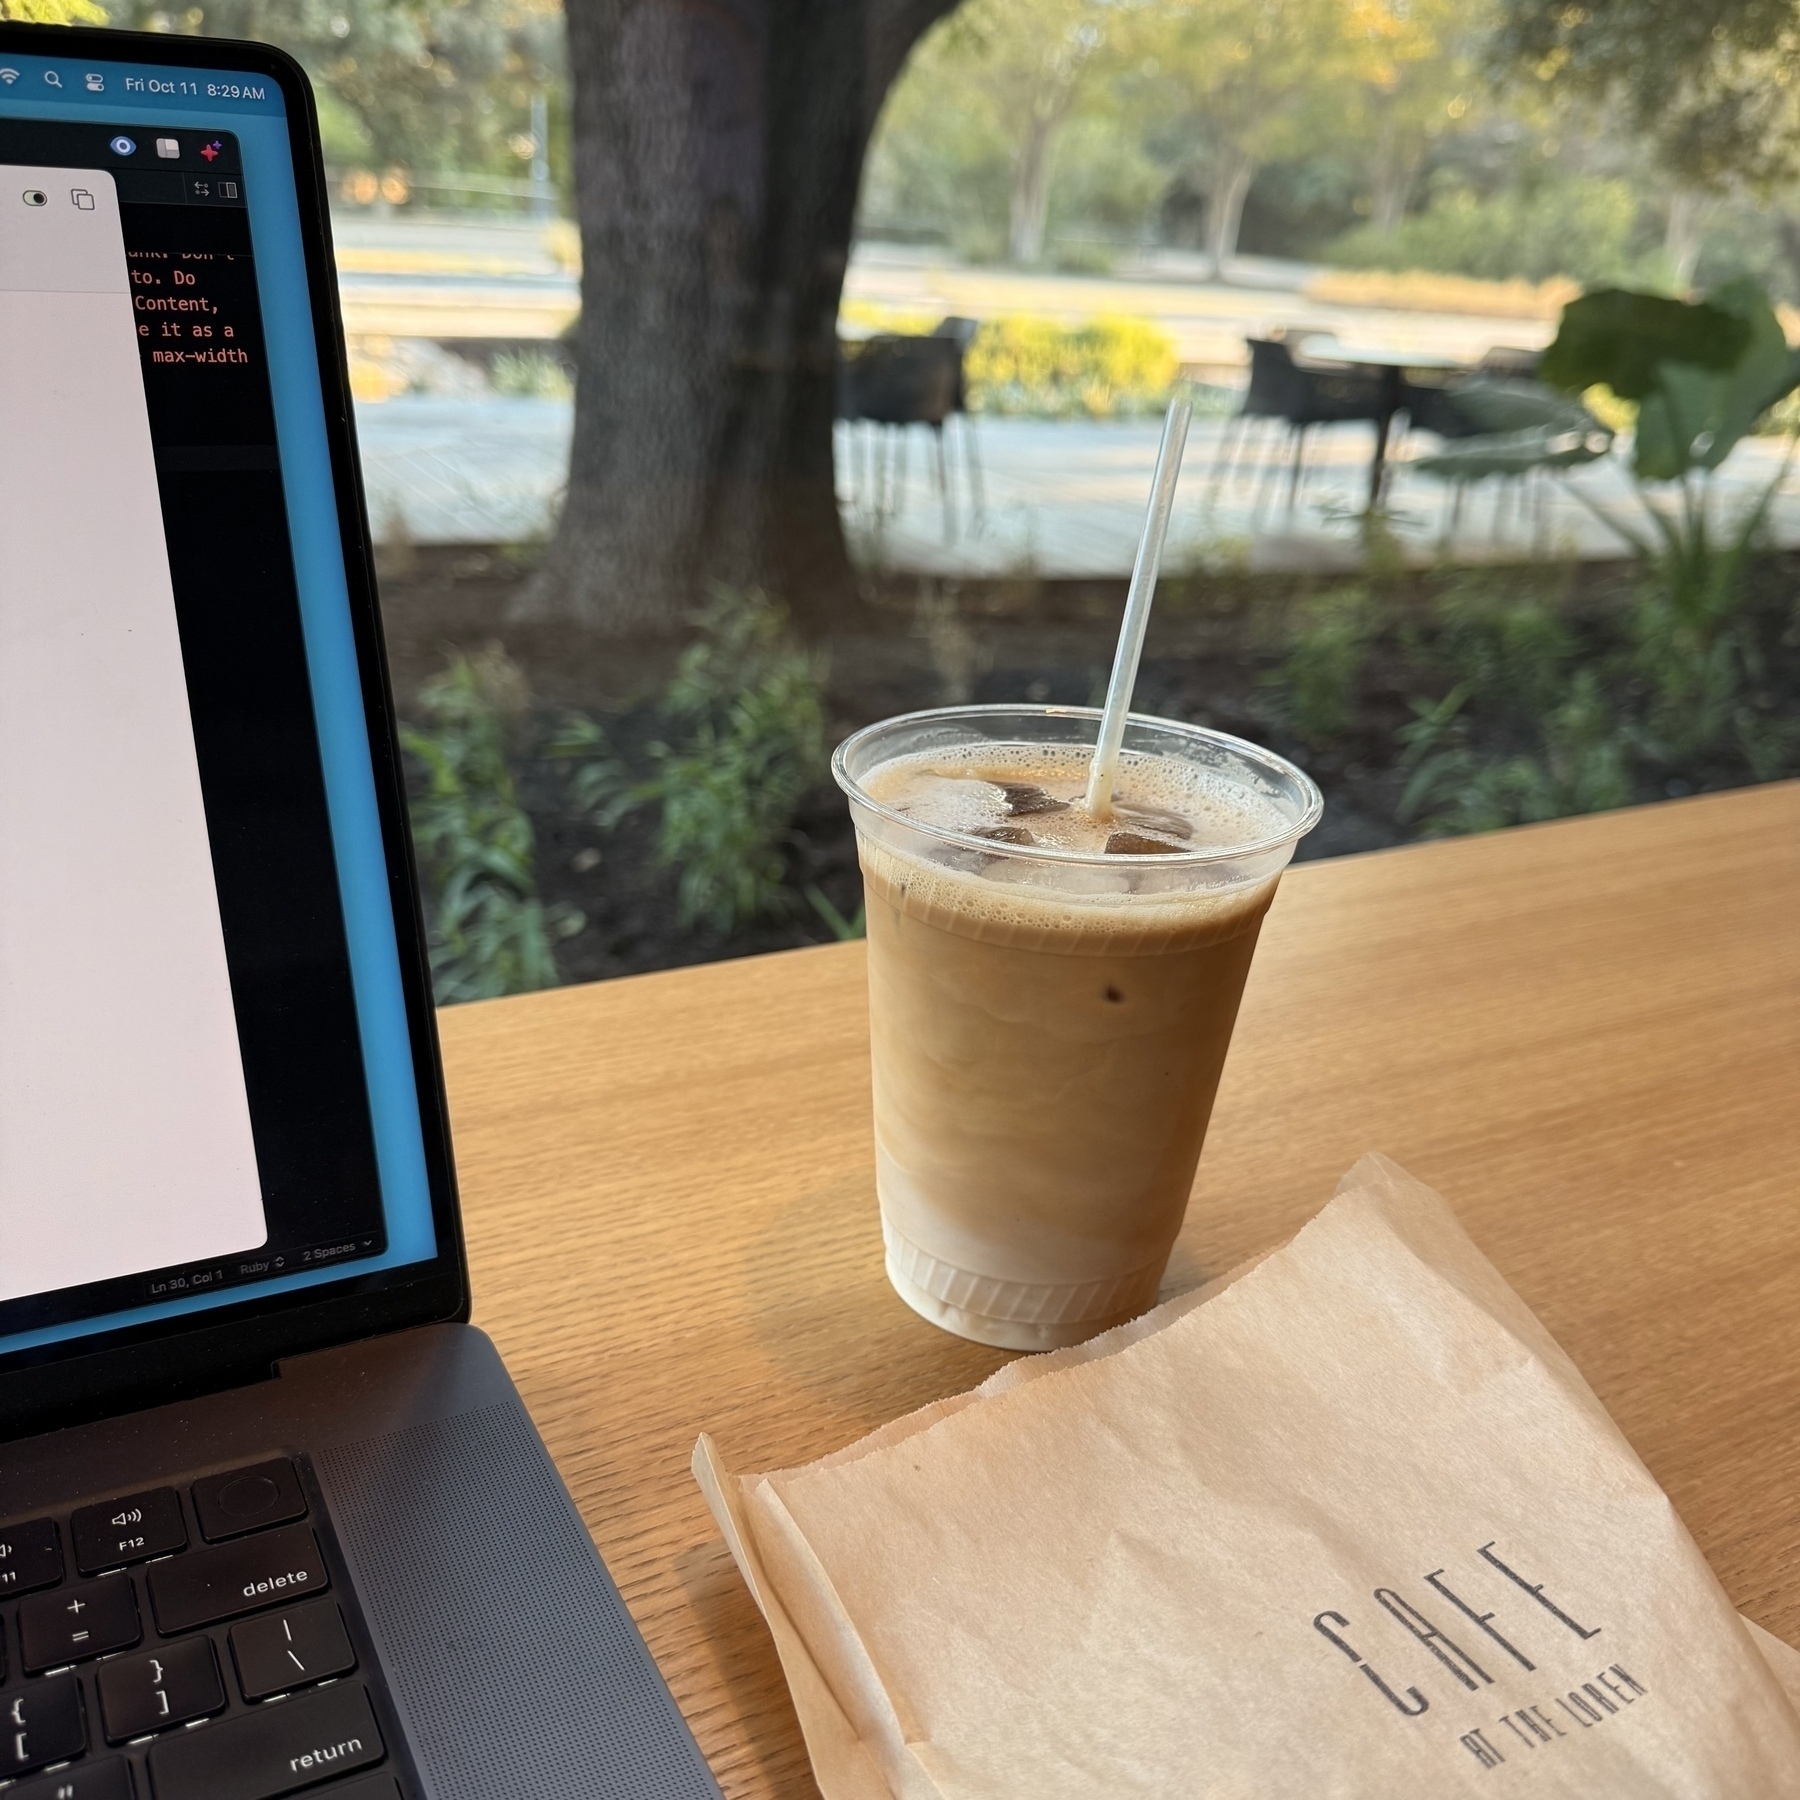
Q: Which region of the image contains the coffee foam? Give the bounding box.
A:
[858,744,1286,955]
[861,743,1290,856]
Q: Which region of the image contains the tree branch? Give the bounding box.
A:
[866,0,964,121]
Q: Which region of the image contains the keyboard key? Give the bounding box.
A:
[0,1674,86,1775]
[0,1519,64,1597]
[145,1681,382,1800]
[20,1576,141,1671]
[193,1460,306,1544]
[309,1777,396,1800]
[230,1599,355,1700]
[146,1524,326,1635]
[9,1755,135,1799]
[97,1636,224,1742]
[71,1490,186,1575]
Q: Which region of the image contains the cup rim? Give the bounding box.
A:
[831,703,1324,868]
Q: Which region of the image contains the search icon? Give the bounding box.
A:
[42,70,61,86]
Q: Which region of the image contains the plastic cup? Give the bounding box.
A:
[833,704,1322,1351]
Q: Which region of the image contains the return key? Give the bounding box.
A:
[146,1523,328,1633]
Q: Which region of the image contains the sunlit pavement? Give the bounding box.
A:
[332,213,578,340]
[354,395,1800,577]
[326,217,1548,374]
[356,396,570,544]
[839,416,1800,576]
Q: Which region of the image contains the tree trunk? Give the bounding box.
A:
[517,0,960,637]
[1663,189,1710,292]
[1369,119,1421,235]
[1009,111,1059,264]
[1773,208,1800,299]
[1204,148,1257,280]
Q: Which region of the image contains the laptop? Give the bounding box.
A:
[0,23,721,1800]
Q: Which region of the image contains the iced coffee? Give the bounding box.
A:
[835,707,1320,1350]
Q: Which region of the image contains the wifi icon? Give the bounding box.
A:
[0,69,20,85]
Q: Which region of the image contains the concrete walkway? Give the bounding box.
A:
[354,395,1800,575]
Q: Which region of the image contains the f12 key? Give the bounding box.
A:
[71,1487,186,1574]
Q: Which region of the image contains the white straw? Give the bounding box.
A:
[1084,389,1193,819]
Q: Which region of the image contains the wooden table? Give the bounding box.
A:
[1295,337,1472,508]
[437,783,1800,1799]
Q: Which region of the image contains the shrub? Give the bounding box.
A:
[402,648,581,1003]
[1270,585,1379,744]
[1541,281,1800,764]
[1049,241,1118,276]
[557,589,829,934]
[963,316,1178,417]
[1395,671,1632,836]
[492,349,574,400]
[1423,572,1577,717]
[1327,177,1649,289]
[838,307,1178,418]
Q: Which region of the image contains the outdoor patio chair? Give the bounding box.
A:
[836,330,979,537]
[1476,344,1543,380]
[933,316,985,517]
[1209,337,1390,517]
[1402,379,1613,552]
[1398,373,1486,443]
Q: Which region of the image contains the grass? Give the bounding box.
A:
[492,349,574,400]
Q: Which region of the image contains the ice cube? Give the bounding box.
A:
[1104,830,1184,855]
[1114,800,1193,840]
[975,825,1037,845]
[999,783,1070,817]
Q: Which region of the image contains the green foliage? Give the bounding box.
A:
[1396,671,1633,834]
[1,0,106,20]
[313,88,377,164]
[1544,280,1800,478]
[863,0,1785,287]
[804,885,867,941]
[1541,288,1750,405]
[1273,569,1638,837]
[1492,0,1800,191]
[401,647,579,1003]
[1271,585,1379,744]
[860,7,1020,247]
[1047,112,1166,244]
[491,349,573,399]
[557,591,829,935]
[103,0,565,189]
[1424,571,1577,711]
[964,316,1178,416]
[1406,380,1614,495]
[1539,279,1800,760]
[1328,176,1647,286]
[1049,240,1119,275]
[1394,572,1629,833]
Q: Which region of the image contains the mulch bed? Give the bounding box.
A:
[378,547,1798,986]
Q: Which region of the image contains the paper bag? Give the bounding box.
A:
[696,1154,1800,1796]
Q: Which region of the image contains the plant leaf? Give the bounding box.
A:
[1541,288,1751,399]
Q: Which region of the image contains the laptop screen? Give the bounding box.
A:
[0,44,440,1364]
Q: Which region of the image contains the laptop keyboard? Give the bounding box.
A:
[0,1459,406,1800]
